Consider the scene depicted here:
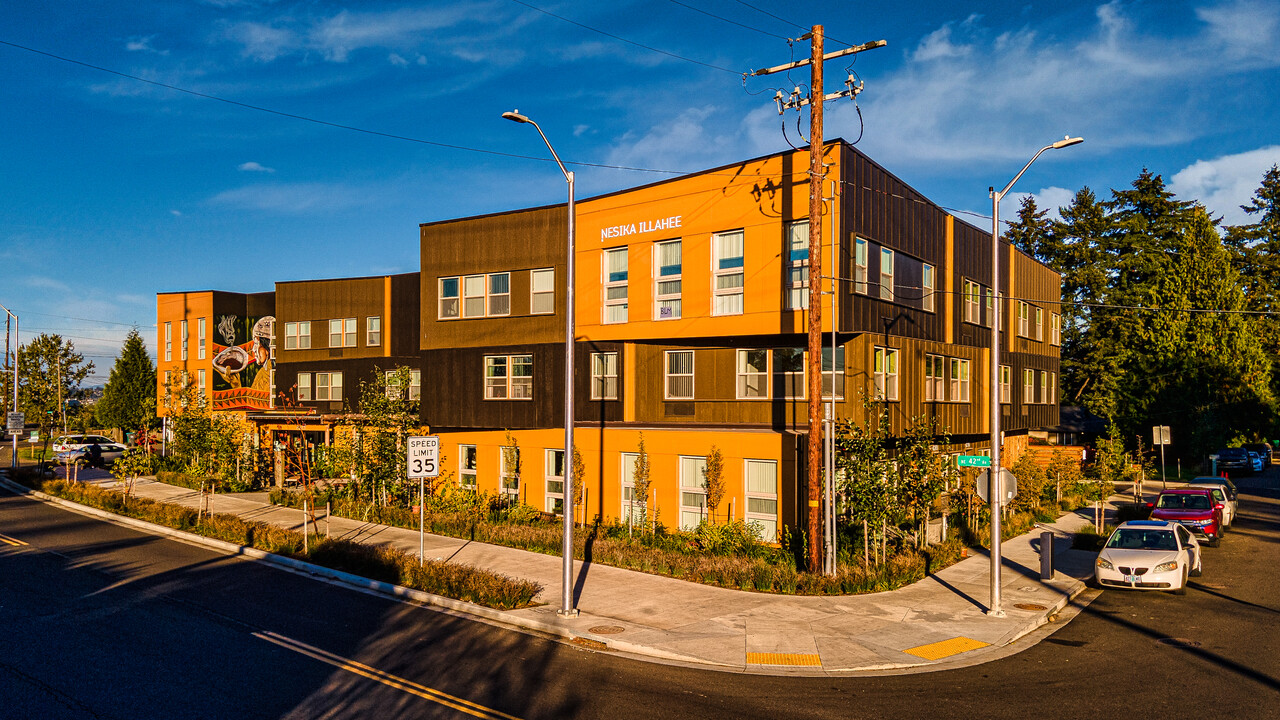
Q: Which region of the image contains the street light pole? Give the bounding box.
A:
[1,305,17,469]
[987,136,1082,617]
[503,109,579,617]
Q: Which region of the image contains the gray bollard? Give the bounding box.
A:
[1040,531,1054,580]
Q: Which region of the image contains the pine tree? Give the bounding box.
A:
[1004,195,1054,263]
[1224,165,1280,388]
[96,328,156,434]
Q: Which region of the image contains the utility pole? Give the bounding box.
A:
[751,27,885,572]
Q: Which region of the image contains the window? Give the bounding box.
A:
[488,272,510,316]
[786,222,809,309]
[197,317,206,360]
[485,355,533,400]
[545,449,565,515]
[854,237,868,294]
[1039,370,1049,405]
[459,445,477,488]
[164,370,172,388]
[439,277,460,319]
[282,321,311,350]
[315,371,343,401]
[500,446,519,500]
[736,349,769,399]
[463,274,485,317]
[880,247,895,300]
[385,369,421,401]
[1050,371,1057,404]
[949,358,971,403]
[1051,313,1061,346]
[329,318,356,348]
[603,248,628,323]
[297,372,312,401]
[963,280,981,324]
[1018,302,1030,337]
[1000,365,1011,404]
[679,455,708,530]
[985,288,996,328]
[745,459,778,542]
[874,346,899,401]
[654,239,682,319]
[531,268,555,315]
[591,352,618,400]
[713,230,744,316]
[621,453,644,524]
[774,348,805,399]
[664,350,694,400]
[1034,307,1044,341]
[197,368,206,393]
[1023,368,1035,404]
[925,354,945,402]
[164,322,172,361]
[821,346,845,400]
[922,264,935,312]
[367,316,381,346]
[181,320,188,361]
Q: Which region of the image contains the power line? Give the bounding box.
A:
[666,0,787,39]
[8,308,153,328]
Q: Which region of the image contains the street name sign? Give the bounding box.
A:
[406,435,440,479]
[957,455,991,468]
[976,468,1018,506]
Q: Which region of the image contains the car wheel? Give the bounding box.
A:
[1209,535,1220,548]
[1173,568,1188,595]
[1189,558,1202,577]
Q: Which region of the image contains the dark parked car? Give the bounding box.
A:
[1243,442,1272,467]
[1214,448,1252,476]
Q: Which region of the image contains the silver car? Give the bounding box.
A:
[56,443,128,467]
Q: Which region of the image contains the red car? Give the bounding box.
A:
[1147,488,1224,547]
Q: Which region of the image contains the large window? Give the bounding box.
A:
[329,318,356,348]
[922,264,935,313]
[654,239,682,320]
[985,288,996,328]
[1023,368,1035,404]
[485,355,533,400]
[679,455,708,530]
[1050,372,1057,404]
[459,445,477,488]
[531,268,555,315]
[664,350,694,400]
[713,230,744,316]
[463,274,486,317]
[1039,370,1049,405]
[181,320,188,361]
[736,349,769,399]
[774,348,805,399]
[1018,302,1031,337]
[621,453,644,524]
[283,321,311,350]
[874,346,899,401]
[545,449,565,515]
[297,372,311,401]
[591,352,618,400]
[385,369,421,401]
[1000,365,1011,404]
[854,237,868,294]
[439,277,460,319]
[1034,307,1044,341]
[315,371,343,401]
[963,280,981,324]
[1051,313,1061,346]
[745,459,778,542]
[488,272,510,316]
[197,317,206,360]
[603,248,628,323]
[821,346,846,400]
[925,354,945,402]
[164,322,172,361]
[949,358,971,403]
[879,248,895,300]
[367,316,381,346]
[786,222,809,309]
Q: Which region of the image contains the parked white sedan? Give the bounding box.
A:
[1095,520,1202,595]
[1188,481,1237,529]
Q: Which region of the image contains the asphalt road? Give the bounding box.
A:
[1,471,1277,720]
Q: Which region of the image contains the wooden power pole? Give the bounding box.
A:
[751,27,885,572]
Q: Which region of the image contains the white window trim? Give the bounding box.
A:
[591,351,619,401]
[439,276,461,319]
[1000,364,1011,404]
[487,272,511,317]
[328,318,356,348]
[545,448,565,516]
[1034,307,1044,341]
[664,349,695,400]
[679,455,708,530]
[367,316,381,346]
[786,222,810,310]
[775,348,806,400]
[531,267,555,315]
[484,354,534,400]
[1023,368,1035,404]
[459,444,477,488]
[500,447,520,499]
[922,264,935,313]
[963,280,980,324]
[854,237,868,294]
[164,322,172,361]
[1051,313,1061,346]
[925,354,944,402]
[654,239,682,321]
[297,372,312,401]
[602,248,629,324]
[712,229,745,316]
[879,247,895,301]
[621,453,644,524]
[736,349,770,400]
[1018,302,1030,338]
[874,346,899,401]
[462,274,486,318]
[315,371,343,402]
[180,319,188,361]
[197,317,206,360]
[744,458,779,543]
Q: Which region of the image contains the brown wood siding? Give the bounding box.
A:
[275,275,416,364]
[277,356,420,414]
[389,273,422,357]
[421,205,566,350]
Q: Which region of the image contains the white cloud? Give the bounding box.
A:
[221,21,299,62]
[1197,0,1280,65]
[912,25,970,62]
[1009,186,1077,221]
[238,161,275,173]
[1170,145,1280,225]
[208,183,371,213]
[605,107,741,174]
[125,35,169,55]
[388,53,409,67]
[170,209,183,217]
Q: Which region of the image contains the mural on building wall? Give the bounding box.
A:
[211,314,274,411]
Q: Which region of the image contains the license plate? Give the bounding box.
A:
[1124,575,1140,583]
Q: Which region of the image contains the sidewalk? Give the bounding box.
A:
[16,471,1104,675]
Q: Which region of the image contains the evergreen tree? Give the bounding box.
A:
[17,334,93,450]
[1004,195,1054,263]
[96,328,156,434]
[1049,188,1113,406]
[1224,164,1280,403]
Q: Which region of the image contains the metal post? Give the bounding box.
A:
[3,307,17,469]
[419,476,425,567]
[1160,441,1167,490]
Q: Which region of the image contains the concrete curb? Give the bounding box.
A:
[0,472,1092,675]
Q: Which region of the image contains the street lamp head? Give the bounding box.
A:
[1052,135,1084,149]
[502,110,530,124]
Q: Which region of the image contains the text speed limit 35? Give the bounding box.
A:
[407,435,440,479]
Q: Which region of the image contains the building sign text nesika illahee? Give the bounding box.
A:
[600,215,682,241]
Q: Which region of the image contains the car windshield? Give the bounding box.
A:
[1107,529,1178,551]
[1157,494,1211,510]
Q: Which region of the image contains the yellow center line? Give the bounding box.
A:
[0,532,28,546]
[253,631,524,720]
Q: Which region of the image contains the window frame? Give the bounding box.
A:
[1000,364,1011,404]
[963,280,980,324]
[328,318,356,348]
[545,448,565,516]
[621,453,644,524]
[712,229,745,316]
[439,276,460,319]
[181,319,188,361]
[774,348,806,400]
[1018,302,1031,338]
[197,317,206,360]
[531,267,555,315]
[786,222,810,310]
[297,372,312,401]
[925,353,945,402]
[654,239,683,320]
[1023,368,1035,404]
[949,358,971,403]
[1034,307,1044,341]
[487,272,511,317]
[679,455,708,530]
[736,349,770,400]
[603,248,629,324]
[164,322,172,361]
[854,237,868,294]
[591,351,619,401]
[315,371,343,402]
[197,368,206,393]
[922,263,935,312]
[484,354,533,400]
[500,446,520,499]
[459,444,477,489]
[367,316,381,346]
[664,349,695,400]
[821,346,846,400]
[1051,313,1061,346]
[462,274,486,318]
[879,247,895,301]
[744,458,779,543]
[873,346,899,401]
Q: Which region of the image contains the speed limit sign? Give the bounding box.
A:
[407,436,440,479]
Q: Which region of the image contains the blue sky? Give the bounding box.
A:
[2,0,1278,383]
